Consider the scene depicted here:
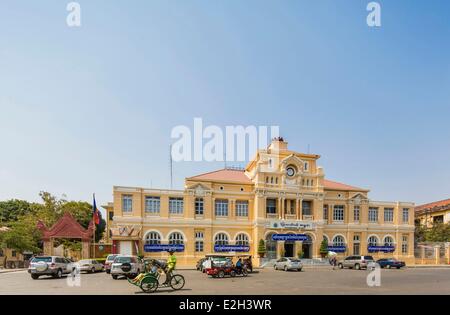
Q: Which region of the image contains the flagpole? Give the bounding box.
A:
[93,193,96,259]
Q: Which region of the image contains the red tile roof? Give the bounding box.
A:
[188,169,366,191]
[323,179,367,191]
[188,169,252,183]
[415,198,450,213]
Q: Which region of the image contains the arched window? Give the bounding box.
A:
[215,233,229,246]
[145,231,161,245]
[235,234,249,246]
[384,236,394,247]
[368,236,379,247]
[168,232,184,245]
[332,235,345,247]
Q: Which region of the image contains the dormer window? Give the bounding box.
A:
[304,162,309,171]
[268,158,272,168]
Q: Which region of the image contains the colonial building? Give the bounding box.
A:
[106,138,415,267]
[415,198,450,227]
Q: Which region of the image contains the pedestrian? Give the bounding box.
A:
[332,257,337,270]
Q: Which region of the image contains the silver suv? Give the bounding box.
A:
[338,255,375,270]
[110,255,145,279]
[28,256,75,279]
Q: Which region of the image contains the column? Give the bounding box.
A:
[328,204,334,224]
[81,241,90,259]
[434,245,440,265]
[295,241,302,259]
[229,199,236,220]
[446,245,450,265]
[277,241,285,259]
[278,198,282,219]
[299,199,303,220]
[281,198,285,219]
[295,198,300,220]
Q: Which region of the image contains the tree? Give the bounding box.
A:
[0,219,41,253]
[0,191,107,253]
[0,199,37,223]
[257,239,266,258]
[425,223,450,242]
[319,239,328,257]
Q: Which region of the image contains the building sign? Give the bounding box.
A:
[144,244,185,252]
[271,234,309,241]
[326,246,347,253]
[368,245,395,253]
[214,245,250,252]
[267,220,315,230]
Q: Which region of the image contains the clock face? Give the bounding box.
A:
[286,167,295,177]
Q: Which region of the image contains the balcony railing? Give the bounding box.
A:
[266,213,278,219]
[302,215,314,221]
[285,214,297,220]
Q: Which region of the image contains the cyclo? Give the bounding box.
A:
[127,259,185,293]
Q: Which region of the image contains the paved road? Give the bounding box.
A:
[0,267,449,295]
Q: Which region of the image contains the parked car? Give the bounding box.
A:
[273,257,303,272]
[338,255,375,270]
[28,256,75,279]
[376,258,406,269]
[75,259,104,273]
[110,255,144,280]
[104,254,118,274]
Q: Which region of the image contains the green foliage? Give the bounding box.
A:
[297,250,303,259]
[0,191,107,253]
[0,199,38,223]
[319,239,329,254]
[415,222,450,243]
[257,239,266,257]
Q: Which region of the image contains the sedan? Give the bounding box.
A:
[376,258,406,269]
[274,257,303,272]
[75,259,104,273]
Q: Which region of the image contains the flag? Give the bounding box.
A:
[92,194,100,225]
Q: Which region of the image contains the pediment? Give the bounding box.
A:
[186,183,211,196]
[280,154,304,171]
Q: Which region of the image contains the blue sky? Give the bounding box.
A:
[0,0,449,211]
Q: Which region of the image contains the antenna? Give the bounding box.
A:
[169,144,173,189]
[224,151,227,169]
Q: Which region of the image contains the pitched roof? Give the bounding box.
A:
[323,179,367,192]
[188,169,252,183]
[415,198,450,213]
[188,169,367,191]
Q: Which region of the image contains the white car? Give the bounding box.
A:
[75,259,104,273]
[110,255,144,280]
[274,257,303,272]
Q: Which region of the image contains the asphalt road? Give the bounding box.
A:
[0,267,449,295]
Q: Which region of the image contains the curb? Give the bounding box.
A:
[0,269,27,274]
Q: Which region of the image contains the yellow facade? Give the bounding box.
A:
[108,139,415,267]
[415,198,450,228]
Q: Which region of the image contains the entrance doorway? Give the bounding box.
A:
[301,235,313,259]
[265,233,277,259]
[284,243,294,257]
